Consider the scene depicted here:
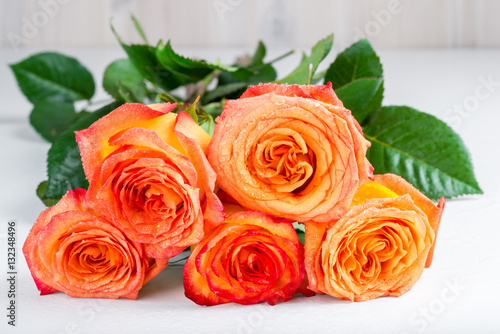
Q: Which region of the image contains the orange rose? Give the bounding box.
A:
[22,189,168,299]
[75,103,224,259]
[183,210,305,305]
[305,174,445,301]
[207,83,372,223]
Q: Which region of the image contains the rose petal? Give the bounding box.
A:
[174,111,225,234]
[75,103,178,179]
[372,174,445,267]
[240,82,344,107]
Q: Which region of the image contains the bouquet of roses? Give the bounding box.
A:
[11,19,479,305]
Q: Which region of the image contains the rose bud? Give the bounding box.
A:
[184,210,305,306]
[207,83,372,224]
[23,189,168,299]
[75,103,224,259]
[305,173,445,301]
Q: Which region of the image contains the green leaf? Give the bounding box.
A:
[112,25,175,90]
[44,101,124,201]
[267,49,296,65]
[131,15,149,45]
[324,39,384,125]
[248,64,277,85]
[202,101,224,119]
[198,102,222,137]
[10,52,95,104]
[68,110,92,123]
[156,41,213,82]
[200,114,215,137]
[212,63,276,101]
[202,82,248,104]
[277,34,333,85]
[292,222,305,232]
[363,106,482,199]
[296,230,305,245]
[250,41,266,67]
[310,69,326,85]
[117,85,143,103]
[123,43,185,91]
[184,96,200,123]
[36,181,60,207]
[324,39,383,89]
[157,92,181,103]
[156,40,255,82]
[293,222,305,245]
[30,96,76,143]
[103,59,148,102]
[112,26,187,91]
[335,78,384,124]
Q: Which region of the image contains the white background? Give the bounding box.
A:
[1,0,500,50]
[1,1,500,333]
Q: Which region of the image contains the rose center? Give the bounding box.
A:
[68,240,120,276]
[339,222,413,286]
[227,243,281,288]
[252,128,315,193]
[117,166,186,219]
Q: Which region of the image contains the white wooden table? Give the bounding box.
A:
[1,46,499,334]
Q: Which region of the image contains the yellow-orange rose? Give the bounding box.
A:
[22,189,168,299]
[75,103,224,259]
[207,83,372,223]
[305,174,445,301]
